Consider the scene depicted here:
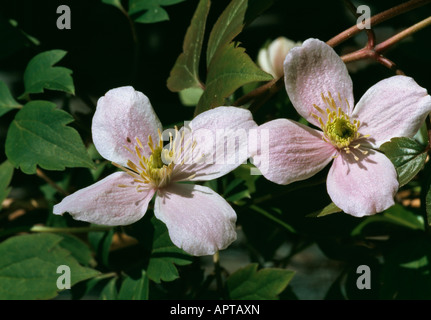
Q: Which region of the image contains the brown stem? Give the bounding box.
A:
[342,0,376,48]
[375,15,431,53]
[36,168,69,196]
[248,79,284,113]
[233,78,278,107]
[327,0,431,48]
[232,1,430,111]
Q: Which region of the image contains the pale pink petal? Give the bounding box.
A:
[92,86,162,166]
[352,75,431,147]
[172,106,258,182]
[284,38,354,127]
[53,172,155,226]
[327,150,398,217]
[250,119,336,185]
[154,183,237,256]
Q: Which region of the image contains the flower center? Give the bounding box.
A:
[114,127,196,190]
[326,114,358,148]
[311,92,369,160]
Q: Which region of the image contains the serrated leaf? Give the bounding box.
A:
[118,270,149,300]
[380,137,427,187]
[0,160,14,209]
[167,0,210,92]
[206,0,247,66]
[146,217,193,283]
[5,101,95,174]
[0,233,99,300]
[0,81,21,117]
[21,50,74,97]
[196,43,272,115]
[227,263,295,300]
[129,0,185,23]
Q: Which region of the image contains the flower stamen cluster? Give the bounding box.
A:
[114,127,196,190]
[311,91,369,161]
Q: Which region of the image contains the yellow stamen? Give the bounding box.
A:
[114,128,197,189]
[312,92,371,159]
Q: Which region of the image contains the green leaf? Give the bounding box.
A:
[307,202,342,218]
[21,50,74,97]
[135,6,169,23]
[178,87,204,106]
[380,137,427,187]
[147,217,193,283]
[101,0,124,10]
[223,178,244,196]
[0,160,14,209]
[0,234,99,300]
[233,163,259,194]
[244,0,274,25]
[400,255,429,270]
[351,204,424,236]
[206,0,247,67]
[167,0,210,92]
[426,185,431,227]
[0,17,39,60]
[58,233,97,267]
[195,42,272,115]
[128,0,186,24]
[88,229,114,268]
[5,101,95,174]
[0,81,21,118]
[249,205,296,233]
[118,270,149,300]
[227,263,295,299]
[100,277,118,300]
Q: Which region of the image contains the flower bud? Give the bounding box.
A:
[258,37,302,79]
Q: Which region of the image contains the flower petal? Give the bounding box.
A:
[284,38,354,126]
[172,106,258,182]
[352,75,431,147]
[53,172,155,226]
[92,86,162,166]
[154,183,237,256]
[250,119,336,185]
[327,150,398,217]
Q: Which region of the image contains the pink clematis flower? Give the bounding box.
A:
[54,86,257,256]
[251,38,431,217]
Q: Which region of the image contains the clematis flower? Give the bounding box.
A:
[54,86,257,256]
[251,38,431,217]
[258,37,302,79]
